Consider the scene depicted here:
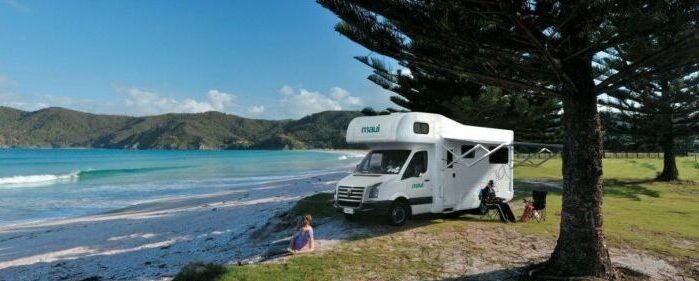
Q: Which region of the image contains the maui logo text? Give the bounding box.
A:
[361,124,380,133]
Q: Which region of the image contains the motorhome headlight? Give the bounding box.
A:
[367,182,382,199]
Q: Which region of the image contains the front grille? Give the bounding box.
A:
[337,200,361,207]
[337,186,365,207]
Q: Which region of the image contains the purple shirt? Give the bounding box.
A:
[291,228,313,251]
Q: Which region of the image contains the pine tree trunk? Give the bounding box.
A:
[657,135,679,181]
[656,80,679,181]
[540,86,617,279]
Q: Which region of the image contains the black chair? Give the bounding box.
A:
[532,190,547,222]
[478,189,503,221]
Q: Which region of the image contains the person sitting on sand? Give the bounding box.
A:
[289,214,314,254]
[481,180,516,223]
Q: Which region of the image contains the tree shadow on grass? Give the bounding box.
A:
[604,179,660,201]
[437,265,653,281]
[172,262,226,281]
[438,266,531,281]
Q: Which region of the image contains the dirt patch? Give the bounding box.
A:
[671,239,696,251]
[610,248,680,280]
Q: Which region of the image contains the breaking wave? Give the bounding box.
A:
[0,166,188,187]
[0,172,80,186]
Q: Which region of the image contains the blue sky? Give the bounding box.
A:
[0,0,398,119]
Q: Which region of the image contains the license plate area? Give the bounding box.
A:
[343,208,354,214]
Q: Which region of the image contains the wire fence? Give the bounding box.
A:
[514,151,698,159]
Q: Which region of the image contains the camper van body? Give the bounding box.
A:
[334,112,514,224]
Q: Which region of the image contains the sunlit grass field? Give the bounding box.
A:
[175,157,699,280]
[513,157,699,259]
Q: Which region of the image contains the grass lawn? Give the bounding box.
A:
[513,157,699,259]
[175,157,699,281]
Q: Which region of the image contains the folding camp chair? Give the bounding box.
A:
[478,190,503,221]
[480,203,502,221]
[531,190,547,222]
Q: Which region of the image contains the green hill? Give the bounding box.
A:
[0,106,364,150]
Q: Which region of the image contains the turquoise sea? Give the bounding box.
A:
[0,149,361,227]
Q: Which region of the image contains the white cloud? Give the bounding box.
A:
[330,86,363,106]
[0,75,8,86]
[330,87,349,100]
[280,85,294,97]
[206,90,236,110]
[0,93,99,112]
[248,105,265,114]
[276,85,363,118]
[0,92,28,109]
[344,96,362,106]
[122,87,237,116]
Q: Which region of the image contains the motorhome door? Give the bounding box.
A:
[442,145,457,208]
[403,150,433,214]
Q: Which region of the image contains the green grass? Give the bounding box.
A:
[176,157,699,280]
[212,235,453,281]
[176,219,478,281]
[512,157,699,259]
[515,157,699,180]
[288,193,339,219]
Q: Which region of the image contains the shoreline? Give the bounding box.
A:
[0,167,352,230]
[0,169,349,281]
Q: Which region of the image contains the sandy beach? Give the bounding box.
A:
[0,170,350,281]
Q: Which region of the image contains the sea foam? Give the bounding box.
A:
[0,172,79,186]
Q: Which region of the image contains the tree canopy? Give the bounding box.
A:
[597,14,699,180]
[356,55,562,142]
[319,0,699,279]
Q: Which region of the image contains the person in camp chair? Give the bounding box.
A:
[480,180,516,223]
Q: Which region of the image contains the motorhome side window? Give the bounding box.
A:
[402,151,428,179]
[446,149,454,168]
[355,150,411,174]
[488,146,509,164]
[413,122,429,134]
[461,145,475,158]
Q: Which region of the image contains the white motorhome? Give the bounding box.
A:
[334,112,514,225]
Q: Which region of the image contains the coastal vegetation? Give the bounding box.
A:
[0,106,362,150]
[174,157,699,281]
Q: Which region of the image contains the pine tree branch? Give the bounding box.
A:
[594,33,699,95]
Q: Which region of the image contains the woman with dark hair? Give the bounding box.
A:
[480,180,516,223]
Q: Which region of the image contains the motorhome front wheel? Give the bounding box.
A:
[388,201,410,226]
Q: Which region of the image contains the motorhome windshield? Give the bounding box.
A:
[355,150,411,174]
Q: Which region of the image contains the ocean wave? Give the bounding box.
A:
[0,166,189,187]
[77,166,189,179]
[0,172,80,186]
